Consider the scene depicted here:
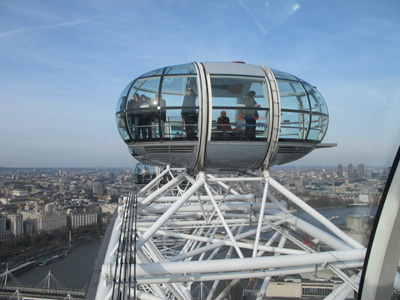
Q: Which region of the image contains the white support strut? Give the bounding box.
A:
[95,170,367,300]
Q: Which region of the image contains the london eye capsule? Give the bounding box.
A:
[131,163,157,185]
[116,62,332,172]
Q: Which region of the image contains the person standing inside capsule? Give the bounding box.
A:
[181,86,198,139]
[127,93,141,141]
[242,90,260,140]
[140,94,152,140]
[152,93,167,138]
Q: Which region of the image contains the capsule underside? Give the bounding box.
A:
[116,62,329,171]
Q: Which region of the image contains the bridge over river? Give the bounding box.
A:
[0,270,85,299]
[0,285,85,299]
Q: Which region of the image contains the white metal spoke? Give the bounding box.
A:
[95,170,367,300]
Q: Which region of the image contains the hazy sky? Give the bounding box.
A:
[0,0,399,168]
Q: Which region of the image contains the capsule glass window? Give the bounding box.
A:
[126,78,161,141]
[280,111,309,140]
[116,80,134,112]
[116,114,130,141]
[210,75,269,141]
[307,114,328,141]
[303,83,328,114]
[116,80,134,141]
[161,75,199,140]
[164,63,197,75]
[277,80,309,111]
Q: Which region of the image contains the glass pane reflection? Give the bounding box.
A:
[280,111,309,139]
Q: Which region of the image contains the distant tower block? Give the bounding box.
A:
[93,182,105,195]
[338,164,343,177]
[116,62,334,172]
[348,163,354,178]
[358,163,365,178]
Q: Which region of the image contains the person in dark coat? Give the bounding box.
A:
[127,93,141,141]
[241,90,260,140]
[181,86,198,139]
[140,94,152,140]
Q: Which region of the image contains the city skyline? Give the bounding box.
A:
[0,162,389,173]
[1,1,399,168]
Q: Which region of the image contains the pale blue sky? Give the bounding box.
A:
[0,0,399,168]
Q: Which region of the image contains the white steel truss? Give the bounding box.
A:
[95,168,366,300]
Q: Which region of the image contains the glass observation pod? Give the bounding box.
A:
[131,163,157,185]
[116,62,332,172]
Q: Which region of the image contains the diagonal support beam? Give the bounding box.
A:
[137,174,205,249]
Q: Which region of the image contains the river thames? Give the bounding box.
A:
[15,205,377,291]
[16,238,102,290]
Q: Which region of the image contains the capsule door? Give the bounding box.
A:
[202,65,278,172]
